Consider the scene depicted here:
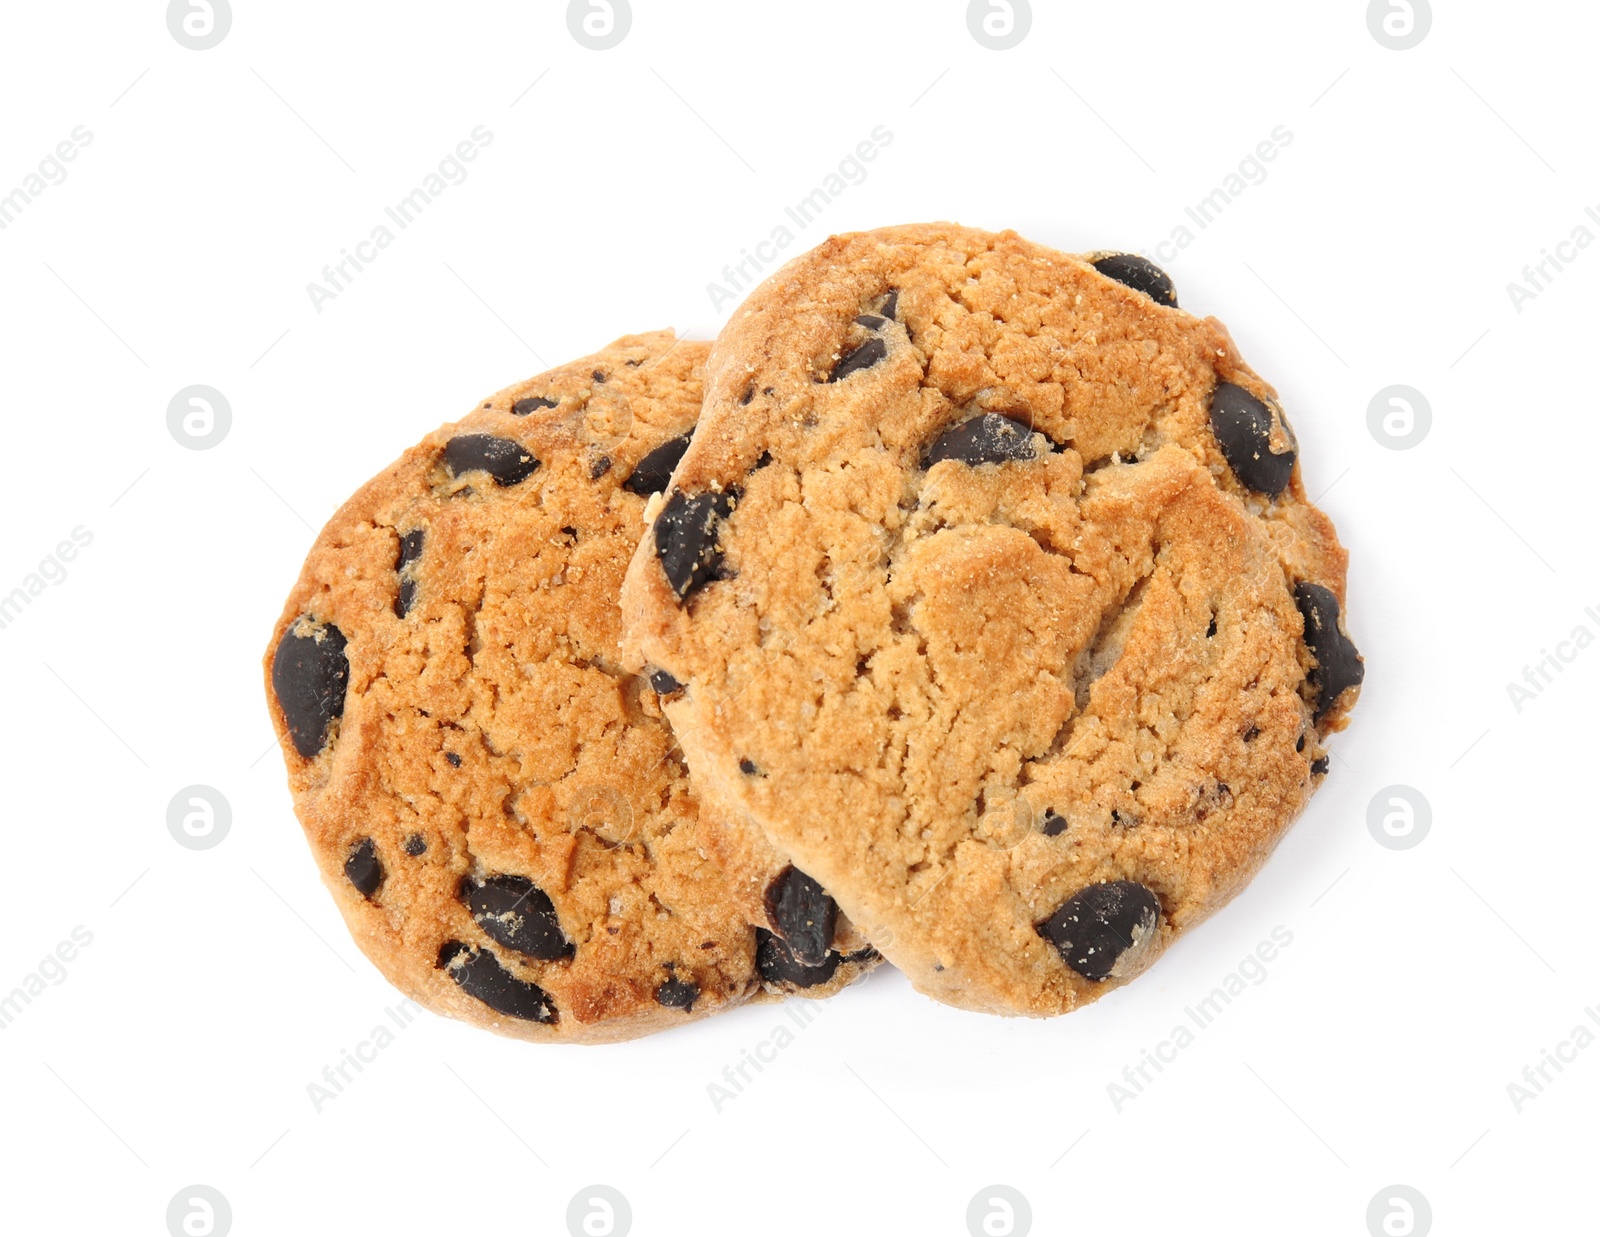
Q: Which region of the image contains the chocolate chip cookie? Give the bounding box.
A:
[620,225,1362,1017]
[264,331,874,1043]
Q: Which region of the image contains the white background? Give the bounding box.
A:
[0,2,1593,1234]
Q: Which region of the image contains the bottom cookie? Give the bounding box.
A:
[265,332,874,1042]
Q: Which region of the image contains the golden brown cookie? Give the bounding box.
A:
[264,331,874,1044]
[620,225,1363,1017]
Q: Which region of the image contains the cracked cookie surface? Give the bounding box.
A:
[264,331,873,1044]
[620,225,1362,1016]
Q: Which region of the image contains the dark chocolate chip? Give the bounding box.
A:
[654,488,737,601]
[764,866,837,967]
[753,450,773,471]
[1209,383,1295,495]
[445,752,462,767]
[1091,253,1178,308]
[739,758,758,775]
[512,396,558,416]
[404,833,427,856]
[344,837,383,898]
[1243,724,1260,743]
[1041,812,1068,837]
[394,535,421,608]
[829,337,887,382]
[396,529,425,569]
[840,946,881,965]
[1310,756,1330,775]
[437,942,556,1023]
[592,369,606,383]
[624,433,693,497]
[271,619,350,759]
[880,289,899,320]
[591,455,612,480]
[1037,881,1161,982]
[444,434,540,486]
[854,314,887,330]
[1296,734,1306,753]
[923,413,1043,468]
[755,928,841,988]
[656,977,699,1011]
[463,875,574,961]
[649,669,684,695]
[1294,582,1364,718]
[741,387,755,406]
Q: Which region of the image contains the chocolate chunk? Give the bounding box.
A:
[396,530,425,569]
[437,942,556,1023]
[623,433,693,497]
[755,929,841,988]
[840,946,881,965]
[654,488,737,601]
[1091,253,1178,307]
[1037,881,1161,982]
[445,752,462,767]
[512,396,557,416]
[741,387,755,406]
[1310,756,1330,775]
[924,413,1043,468]
[830,337,887,382]
[1041,811,1068,837]
[1209,383,1295,495]
[764,866,837,967]
[656,977,699,1011]
[753,450,773,471]
[463,875,574,961]
[1294,582,1364,718]
[649,669,683,694]
[394,533,420,609]
[444,434,540,486]
[271,619,350,758]
[880,289,899,320]
[344,837,382,898]
[739,758,758,775]
[854,314,887,330]
[404,833,427,856]
[590,455,612,480]
[592,369,605,383]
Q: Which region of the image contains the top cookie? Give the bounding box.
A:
[264,331,871,1044]
[621,224,1362,1017]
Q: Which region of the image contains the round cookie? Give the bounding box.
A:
[264,331,874,1044]
[620,225,1363,1017]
